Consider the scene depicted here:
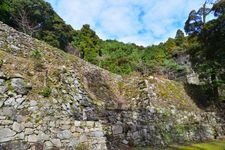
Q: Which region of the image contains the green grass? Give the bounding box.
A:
[169,140,225,150]
[134,140,225,150]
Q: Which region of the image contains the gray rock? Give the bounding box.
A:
[57,130,72,139]
[7,91,16,97]
[4,97,16,106]
[74,121,80,126]
[27,135,38,142]
[0,79,7,94]
[37,131,49,141]
[0,116,6,120]
[28,106,38,112]
[0,72,6,79]
[10,44,20,50]
[49,121,55,127]
[16,132,25,140]
[44,141,53,149]
[61,125,71,130]
[86,121,94,127]
[79,134,87,143]
[68,138,78,147]
[132,131,140,140]
[112,125,123,135]
[4,97,24,108]
[0,128,16,142]
[16,97,25,106]
[187,72,200,85]
[0,97,6,107]
[60,119,71,125]
[12,73,23,78]
[148,107,155,114]
[0,120,13,125]
[29,100,37,107]
[12,122,24,132]
[2,107,16,118]
[11,78,30,95]
[92,131,104,137]
[50,139,62,148]
[122,139,129,145]
[24,128,34,135]
[24,122,33,128]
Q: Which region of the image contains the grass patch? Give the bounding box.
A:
[169,140,225,150]
[39,86,51,97]
[134,140,225,150]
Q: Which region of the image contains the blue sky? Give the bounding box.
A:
[45,0,206,46]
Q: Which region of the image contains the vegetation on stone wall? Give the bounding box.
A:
[0,0,224,103]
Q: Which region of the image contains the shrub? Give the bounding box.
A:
[31,50,43,60]
[40,86,51,97]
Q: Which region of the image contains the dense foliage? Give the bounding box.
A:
[0,0,75,50]
[68,8,187,76]
[71,25,186,76]
[72,24,102,63]
[185,0,225,100]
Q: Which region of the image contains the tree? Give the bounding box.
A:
[175,29,185,46]
[199,0,225,99]
[186,0,225,100]
[0,0,11,24]
[175,29,185,39]
[184,1,212,35]
[0,0,74,50]
[184,10,203,35]
[13,9,41,36]
[164,38,176,51]
[72,24,102,64]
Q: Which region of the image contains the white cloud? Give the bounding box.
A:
[45,0,206,46]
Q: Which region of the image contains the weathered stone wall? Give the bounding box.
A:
[0,71,107,150]
[103,108,223,149]
[1,65,222,150]
[0,21,224,150]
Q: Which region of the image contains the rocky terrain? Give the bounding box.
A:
[0,21,224,150]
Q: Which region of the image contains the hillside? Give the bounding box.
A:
[0,0,188,77]
[0,22,224,150]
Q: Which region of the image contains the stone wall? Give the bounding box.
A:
[0,21,224,150]
[0,71,107,150]
[0,66,224,150]
[103,108,223,149]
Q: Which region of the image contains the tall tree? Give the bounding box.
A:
[186,0,225,100]
[184,1,212,35]
[72,24,101,63]
[0,0,74,50]
[175,29,185,46]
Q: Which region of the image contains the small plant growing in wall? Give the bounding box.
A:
[6,80,14,92]
[30,50,45,71]
[40,86,51,97]
[31,50,43,60]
